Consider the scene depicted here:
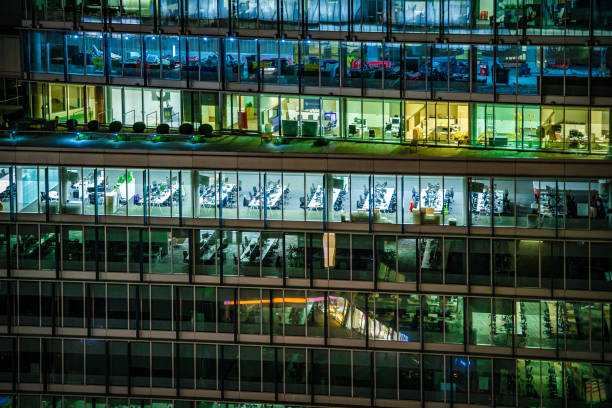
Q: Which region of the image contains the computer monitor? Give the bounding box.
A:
[324,112,337,122]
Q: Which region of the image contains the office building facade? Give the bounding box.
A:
[0,0,611,407]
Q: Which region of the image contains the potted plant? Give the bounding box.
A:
[179,123,194,135]
[132,122,146,133]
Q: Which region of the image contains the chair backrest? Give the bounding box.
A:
[302,121,318,137]
[282,120,298,137]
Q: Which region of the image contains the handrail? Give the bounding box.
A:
[0,96,22,105]
[145,111,159,127]
[125,109,136,124]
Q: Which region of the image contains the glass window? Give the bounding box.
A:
[107,284,128,329]
[138,285,151,330]
[104,168,129,216]
[375,351,397,399]
[64,339,84,385]
[131,342,150,387]
[422,295,443,342]
[105,227,126,272]
[343,42,362,88]
[196,344,217,389]
[150,229,172,274]
[240,346,261,392]
[469,238,490,286]
[374,294,397,341]
[352,234,373,281]
[178,286,194,332]
[494,358,516,406]
[516,179,540,228]
[430,45,449,92]
[470,297,492,345]
[493,299,514,347]
[591,107,611,153]
[517,46,541,96]
[419,237,443,283]
[397,237,417,282]
[447,355,468,403]
[376,235,396,282]
[493,239,515,287]
[404,44,426,91]
[91,283,106,329]
[239,288,261,334]
[19,338,40,383]
[399,353,420,400]
[473,46,494,94]
[19,281,39,326]
[171,229,191,275]
[494,105,517,148]
[151,285,172,331]
[284,348,306,394]
[195,286,216,332]
[198,38,219,82]
[591,242,612,292]
[542,46,565,97]
[195,229,217,276]
[423,355,444,401]
[84,226,104,273]
[327,233,350,280]
[143,88,161,127]
[469,357,492,405]
[591,179,611,230]
[63,282,84,327]
[86,339,106,385]
[517,240,540,287]
[539,179,563,229]
[444,237,466,284]
[327,349,349,396]
[151,342,172,388]
[383,43,401,90]
[279,40,299,86]
[320,41,340,87]
[398,294,419,343]
[362,43,383,89]
[238,39,257,84]
[442,176,464,225]
[109,341,128,386]
[264,172,283,220]
[353,351,372,398]
[327,174,349,222]
[196,171,217,219]
[420,176,443,223]
[238,171,261,220]
[16,166,39,213]
[448,45,470,93]
[17,224,38,270]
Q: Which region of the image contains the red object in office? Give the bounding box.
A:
[478,64,488,77]
[240,112,248,129]
[480,10,488,20]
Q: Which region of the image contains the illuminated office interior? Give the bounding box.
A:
[0,0,611,407]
